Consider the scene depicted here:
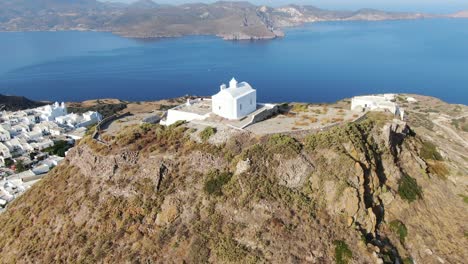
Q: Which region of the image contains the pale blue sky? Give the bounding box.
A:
[105,0,468,13]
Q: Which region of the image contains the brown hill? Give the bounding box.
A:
[0,95,466,263]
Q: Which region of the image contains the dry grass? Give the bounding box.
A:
[300,115,318,123]
[332,117,345,123]
[321,118,331,125]
[291,104,309,113]
[294,121,309,127]
[427,160,449,178]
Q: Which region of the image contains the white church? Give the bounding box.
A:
[35,102,67,122]
[212,78,257,120]
[161,78,259,126]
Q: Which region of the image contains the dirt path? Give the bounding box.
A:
[432,114,468,149]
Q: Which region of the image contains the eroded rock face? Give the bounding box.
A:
[188,150,228,173]
[156,197,179,226]
[323,183,360,219]
[276,154,314,188]
[235,158,251,175]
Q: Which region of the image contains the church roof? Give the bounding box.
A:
[216,82,255,99]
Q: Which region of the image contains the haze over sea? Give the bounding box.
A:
[1,18,467,104]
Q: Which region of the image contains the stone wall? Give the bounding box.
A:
[241,104,279,129]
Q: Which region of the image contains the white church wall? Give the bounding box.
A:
[235,90,257,119]
[212,78,257,120]
[212,94,236,120]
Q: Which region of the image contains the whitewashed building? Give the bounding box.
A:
[35,102,67,122]
[0,142,12,167]
[351,94,404,120]
[0,127,11,142]
[161,78,260,126]
[212,78,257,120]
[55,111,102,128]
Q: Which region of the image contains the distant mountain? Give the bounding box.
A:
[128,0,160,9]
[0,0,457,40]
[449,10,468,18]
[0,94,47,111]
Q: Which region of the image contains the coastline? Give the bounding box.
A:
[0,15,465,42]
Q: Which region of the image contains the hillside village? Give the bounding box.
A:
[0,102,102,211]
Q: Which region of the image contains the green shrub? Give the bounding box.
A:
[43,140,73,157]
[420,141,443,161]
[398,174,422,202]
[139,123,155,133]
[334,240,352,264]
[214,236,251,262]
[204,170,232,196]
[451,117,468,132]
[4,158,14,167]
[199,126,217,142]
[291,104,309,112]
[267,134,302,156]
[389,220,408,243]
[15,160,28,173]
[170,120,187,128]
[459,194,468,204]
[403,257,414,264]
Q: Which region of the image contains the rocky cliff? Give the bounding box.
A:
[0,96,466,263]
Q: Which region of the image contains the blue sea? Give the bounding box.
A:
[0,19,467,104]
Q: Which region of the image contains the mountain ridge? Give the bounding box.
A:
[0,0,461,40]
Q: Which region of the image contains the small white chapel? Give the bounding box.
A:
[212,78,257,120]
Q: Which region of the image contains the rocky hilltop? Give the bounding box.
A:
[0,95,466,263]
[0,0,446,40]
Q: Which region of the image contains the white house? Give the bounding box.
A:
[212,78,257,120]
[0,142,11,159]
[10,124,30,137]
[80,111,103,127]
[0,127,11,142]
[0,142,12,167]
[4,138,24,154]
[35,102,67,122]
[351,94,404,120]
[55,111,102,128]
